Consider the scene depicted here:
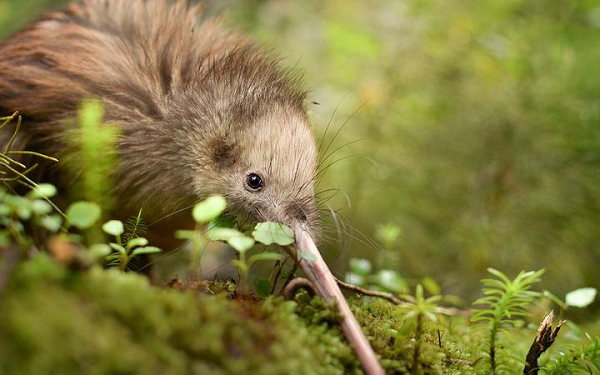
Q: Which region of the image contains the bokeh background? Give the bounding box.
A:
[2,0,600,304]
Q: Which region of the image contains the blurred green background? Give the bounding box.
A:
[2,0,600,303]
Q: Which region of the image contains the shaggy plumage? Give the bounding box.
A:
[0,0,318,237]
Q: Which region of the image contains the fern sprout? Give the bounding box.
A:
[472,268,544,374]
[124,209,147,243]
[401,284,442,374]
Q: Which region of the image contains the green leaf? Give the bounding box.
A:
[31,200,52,215]
[102,220,124,236]
[207,227,244,242]
[41,215,63,232]
[375,270,408,294]
[422,276,441,295]
[345,272,366,286]
[174,230,195,240]
[127,237,148,248]
[299,252,317,262]
[89,244,112,259]
[28,183,57,199]
[349,258,372,275]
[565,287,597,308]
[248,252,284,265]
[209,215,236,229]
[131,246,162,257]
[16,205,31,220]
[0,204,10,216]
[193,195,226,223]
[109,243,126,255]
[253,278,272,298]
[66,201,101,229]
[228,235,255,253]
[252,222,294,246]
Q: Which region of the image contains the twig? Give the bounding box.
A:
[334,276,472,318]
[334,276,402,304]
[523,311,565,375]
[280,277,316,299]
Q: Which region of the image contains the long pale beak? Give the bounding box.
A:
[293,222,385,375]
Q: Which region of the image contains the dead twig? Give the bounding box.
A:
[523,311,565,375]
[334,276,472,318]
[334,276,402,304]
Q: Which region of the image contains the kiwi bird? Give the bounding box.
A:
[0,0,319,239]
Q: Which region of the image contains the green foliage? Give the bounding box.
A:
[252,222,295,246]
[346,257,409,294]
[123,210,147,243]
[101,219,161,271]
[177,196,291,292]
[65,201,101,230]
[472,268,544,373]
[565,287,598,309]
[192,195,226,223]
[222,0,600,302]
[72,100,118,213]
[543,336,600,374]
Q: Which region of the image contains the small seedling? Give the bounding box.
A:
[102,219,161,270]
[177,195,292,293]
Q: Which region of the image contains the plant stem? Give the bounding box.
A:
[490,322,497,375]
[412,313,423,375]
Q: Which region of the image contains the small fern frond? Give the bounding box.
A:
[471,268,544,374]
[124,209,147,243]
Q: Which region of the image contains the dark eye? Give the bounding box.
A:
[245,173,264,191]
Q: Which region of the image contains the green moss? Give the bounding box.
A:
[2,255,599,375]
[0,255,361,375]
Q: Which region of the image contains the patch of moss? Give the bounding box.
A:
[0,255,364,375]
[3,255,599,375]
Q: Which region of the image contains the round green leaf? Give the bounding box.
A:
[109,243,126,255]
[28,183,57,199]
[193,195,227,223]
[66,201,101,230]
[16,205,32,220]
[41,215,63,232]
[253,278,272,298]
[565,287,597,308]
[89,244,112,259]
[102,220,124,236]
[174,230,195,240]
[252,222,294,246]
[31,200,53,215]
[375,270,408,294]
[131,246,162,257]
[345,272,366,286]
[127,237,148,248]
[207,227,244,242]
[349,258,372,275]
[228,235,255,253]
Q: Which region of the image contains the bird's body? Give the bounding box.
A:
[0,0,318,242]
